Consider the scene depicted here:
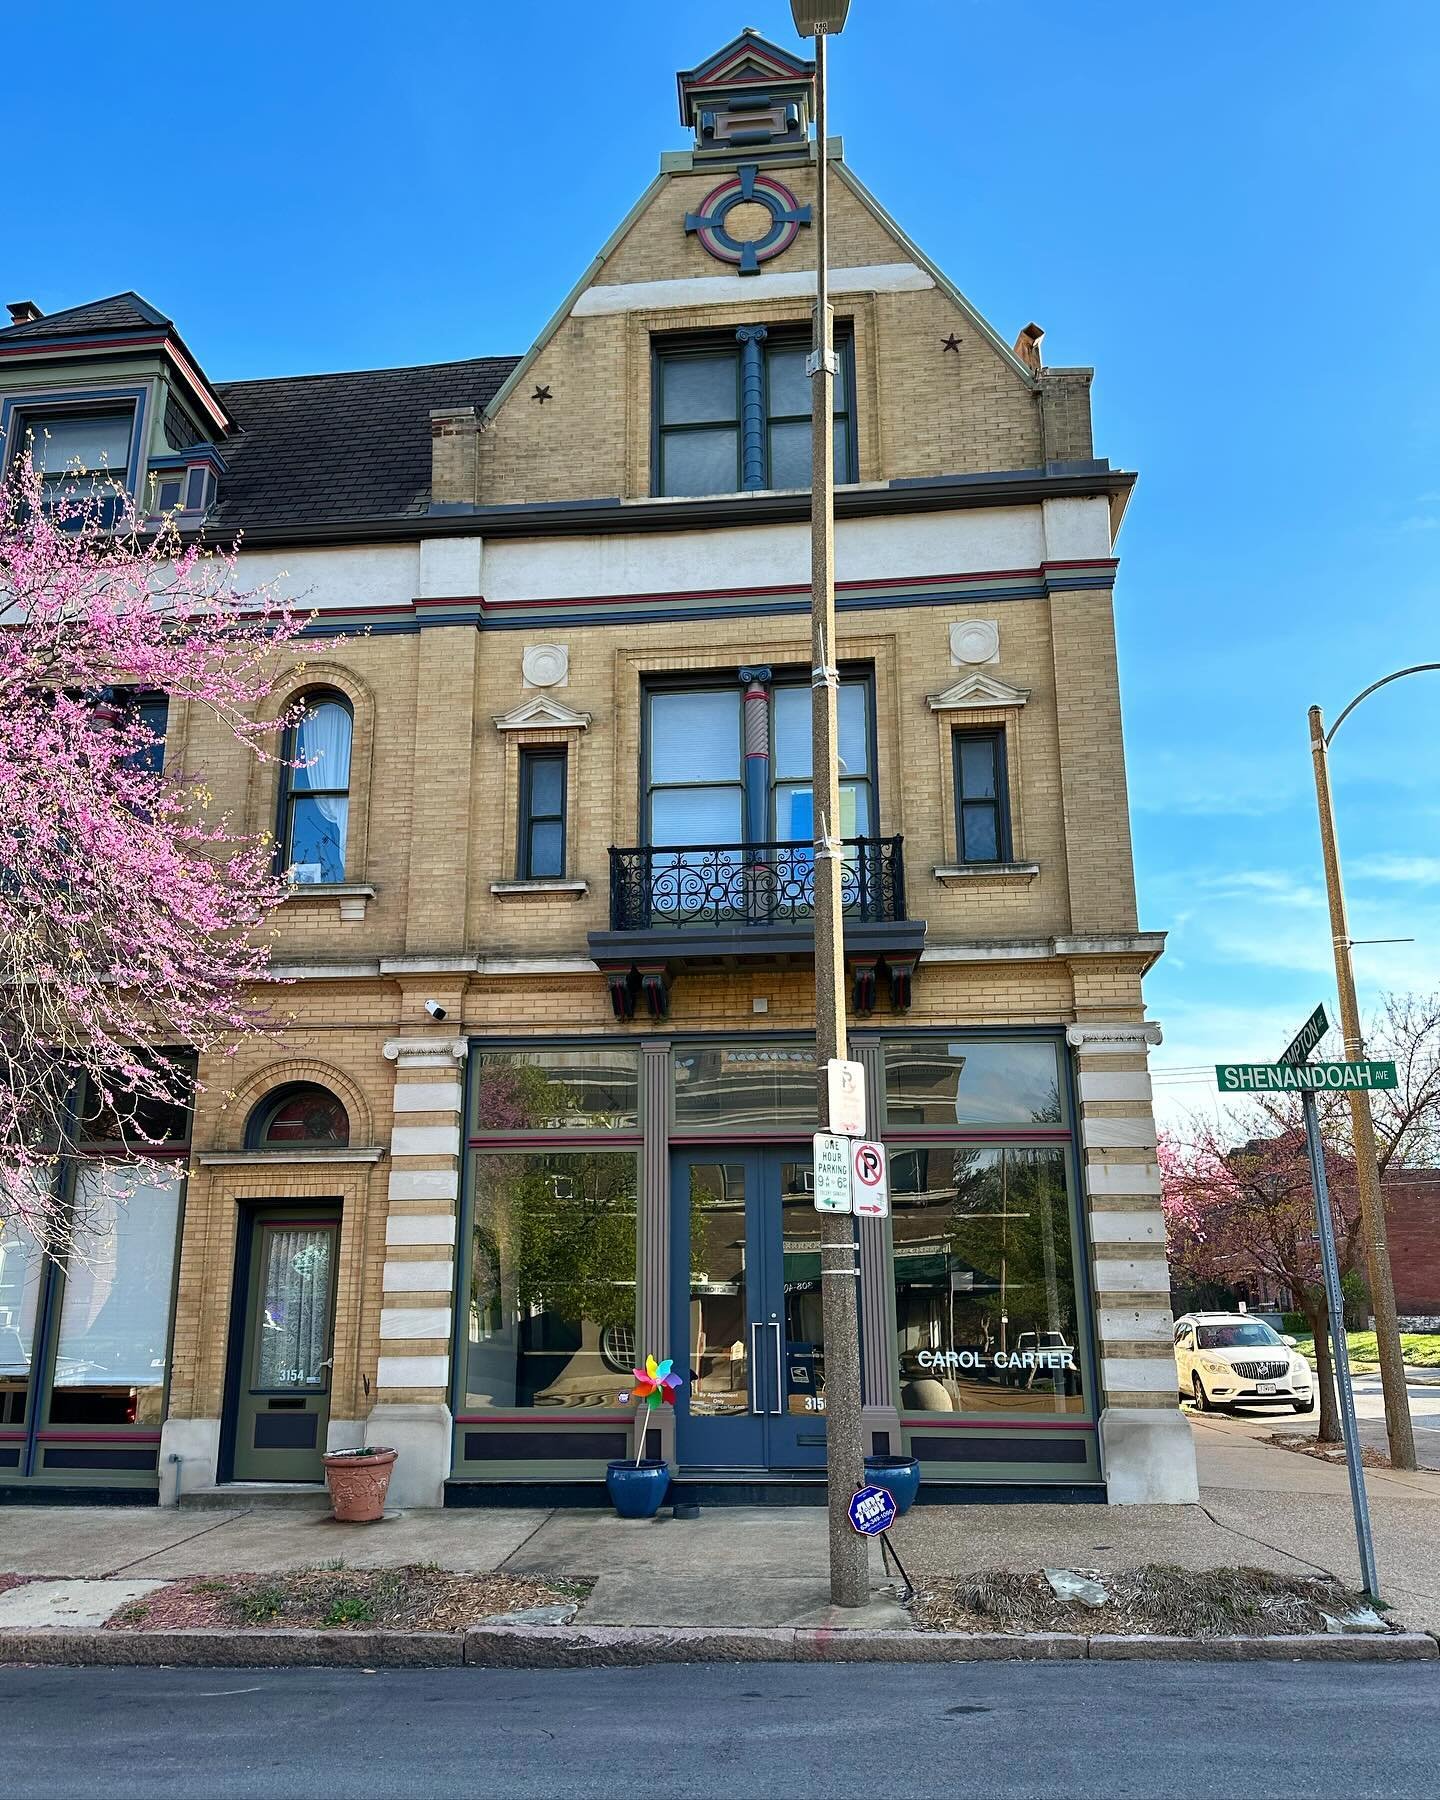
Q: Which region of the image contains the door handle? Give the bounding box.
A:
[750,1322,763,1415]
[770,1320,783,1415]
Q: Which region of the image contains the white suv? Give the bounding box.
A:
[1174,1312,1314,1414]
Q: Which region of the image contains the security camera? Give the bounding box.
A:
[424,1000,448,1021]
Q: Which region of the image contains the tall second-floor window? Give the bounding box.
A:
[953,729,1010,864]
[518,748,567,879]
[653,328,855,498]
[645,676,873,847]
[281,691,353,884]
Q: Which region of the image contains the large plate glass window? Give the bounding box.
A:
[884,1038,1064,1128]
[891,1146,1085,1417]
[463,1151,638,1410]
[471,1046,640,1133]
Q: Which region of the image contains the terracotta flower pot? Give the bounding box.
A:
[322,1447,397,1522]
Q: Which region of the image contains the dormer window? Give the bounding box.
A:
[25,408,132,502]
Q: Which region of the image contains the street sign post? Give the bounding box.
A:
[850,1140,889,1218]
[1215,1061,1397,1093]
[1280,1003,1329,1067]
[826,1058,867,1137]
[1215,1019,1381,1597]
[812,1132,854,1214]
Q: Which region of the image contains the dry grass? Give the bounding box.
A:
[1266,1432,1391,1469]
[912,1565,1382,1637]
[105,1565,592,1633]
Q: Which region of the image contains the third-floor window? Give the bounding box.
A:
[652,326,855,498]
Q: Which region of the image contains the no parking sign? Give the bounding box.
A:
[850,1140,889,1218]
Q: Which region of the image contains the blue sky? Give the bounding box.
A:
[7,1,1438,1123]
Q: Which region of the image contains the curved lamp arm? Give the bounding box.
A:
[1327,664,1440,744]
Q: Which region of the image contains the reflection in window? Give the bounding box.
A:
[464,1151,637,1409]
[673,1043,817,1131]
[248,1084,350,1149]
[884,1038,1062,1127]
[892,1147,1084,1416]
[472,1048,640,1133]
[49,1169,182,1425]
[953,729,1010,864]
[686,1163,749,1417]
[281,691,353,884]
[25,409,132,502]
[0,1217,43,1426]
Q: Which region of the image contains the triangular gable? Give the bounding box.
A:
[927,673,1031,712]
[0,291,171,341]
[493,695,592,731]
[676,30,813,120]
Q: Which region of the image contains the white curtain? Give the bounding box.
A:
[52,1169,182,1388]
[293,700,351,881]
[0,1217,42,1380]
[255,1227,332,1389]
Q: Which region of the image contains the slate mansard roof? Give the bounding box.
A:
[211,357,519,529]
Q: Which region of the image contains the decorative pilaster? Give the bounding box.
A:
[853,1033,901,1454]
[735,327,769,490]
[374,1035,468,1505]
[639,1040,676,1467]
[1065,1020,1197,1503]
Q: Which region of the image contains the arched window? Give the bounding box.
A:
[280,691,353,884]
[246,1083,350,1149]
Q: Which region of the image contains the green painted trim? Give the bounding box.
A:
[832,160,1040,390]
[481,173,673,424]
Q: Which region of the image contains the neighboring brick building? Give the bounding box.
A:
[0,29,1193,1507]
[1386,1172,1440,1323]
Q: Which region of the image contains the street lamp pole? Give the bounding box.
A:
[1308,663,1440,1474]
[794,0,868,1608]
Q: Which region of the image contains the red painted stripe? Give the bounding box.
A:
[455,1413,633,1425]
[481,566,1056,613]
[469,1135,642,1151]
[0,1429,25,1441]
[36,1430,163,1444]
[0,332,167,358]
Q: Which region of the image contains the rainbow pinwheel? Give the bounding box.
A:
[630,1354,683,1410]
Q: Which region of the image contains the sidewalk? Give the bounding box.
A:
[3,1420,1437,1636]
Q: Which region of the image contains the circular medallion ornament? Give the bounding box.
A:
[522,643,569,688]
[950,619,1000,667]
[685,163,812,275]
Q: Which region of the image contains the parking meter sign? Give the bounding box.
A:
[851,1140,889,1218]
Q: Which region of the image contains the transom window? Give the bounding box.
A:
[653,327,855,498]
[247,1083,350,1149]
[280,691,353,884]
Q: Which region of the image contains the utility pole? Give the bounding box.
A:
[1308,704,1416,1471]
[794,0,868,1608]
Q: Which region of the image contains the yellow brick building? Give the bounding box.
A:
[0,29,1194,1508]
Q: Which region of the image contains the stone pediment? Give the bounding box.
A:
[926,673,1031,712]
[492,695,591,732]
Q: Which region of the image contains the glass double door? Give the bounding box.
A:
[672,1149,830,1472]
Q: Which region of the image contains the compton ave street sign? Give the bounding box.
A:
[1280,1003,1329,1067]
[1215,1061,1398,1093]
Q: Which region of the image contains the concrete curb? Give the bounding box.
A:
[0,1625,1435,1669]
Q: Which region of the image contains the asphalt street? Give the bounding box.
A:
[1,1662,1436,1799]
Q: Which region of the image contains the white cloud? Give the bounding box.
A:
[1352,854,1440,888]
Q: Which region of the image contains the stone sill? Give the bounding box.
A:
[933,862,1040,888]
[283,882,376,922]
[197,1147,386,1167]
[490,879,589,900]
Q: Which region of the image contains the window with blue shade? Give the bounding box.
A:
[280,691,353,884]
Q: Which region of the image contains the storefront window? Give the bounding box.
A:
[472,1047,640,1133]
[892,1146,1085,1416]
[884,1038,1063,1127]
[463,1151,638,1409]
[673,1042,816,1130]
[0,1217,43,1425]
[50,1168,182,1425]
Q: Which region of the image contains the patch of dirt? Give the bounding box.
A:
[912,1565,1383,1637]
[105,1566,593,1633]
[0,1574,37,1598]
[1266,1432,1391,1469]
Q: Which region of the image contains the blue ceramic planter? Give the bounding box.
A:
[605,1459,672,1519]
[864,1454,921,1515]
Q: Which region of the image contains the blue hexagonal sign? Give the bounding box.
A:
[847,1484,897,1536]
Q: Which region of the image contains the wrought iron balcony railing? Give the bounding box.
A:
[607,836,907,932]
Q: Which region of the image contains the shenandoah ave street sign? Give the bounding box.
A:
[1215,1061,1398,1093]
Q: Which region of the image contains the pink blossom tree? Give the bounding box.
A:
[0,459,320,1242]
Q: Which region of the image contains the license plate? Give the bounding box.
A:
[1257,1382,1276,1394]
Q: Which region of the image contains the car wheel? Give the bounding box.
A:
[1191,1373,1211,1413]
[1293,1395,1315,1414]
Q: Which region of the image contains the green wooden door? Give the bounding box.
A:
[232,1208,340,1482]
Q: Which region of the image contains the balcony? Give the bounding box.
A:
[588,836,925,1021]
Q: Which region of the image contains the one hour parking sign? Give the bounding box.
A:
[850,1140,889,1218]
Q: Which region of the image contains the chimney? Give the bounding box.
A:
[429,406,480,508]
[1013,322,1044,376]
[6,300,43,326]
